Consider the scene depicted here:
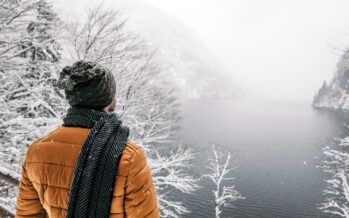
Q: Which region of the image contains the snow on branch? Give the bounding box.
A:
[149,146,197,192]
[320,137,349,217]
[147,145,198,217]
[202,144,244,218]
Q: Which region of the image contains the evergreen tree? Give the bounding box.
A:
[15,0,63,117]
[0,0,64,182]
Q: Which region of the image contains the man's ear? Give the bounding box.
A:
[109,98,116,111]
[101,98,116,112]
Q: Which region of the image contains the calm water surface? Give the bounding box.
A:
[177,99,347,218]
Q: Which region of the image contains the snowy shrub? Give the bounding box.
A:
[201,144,244,218]
[320,138,349,217]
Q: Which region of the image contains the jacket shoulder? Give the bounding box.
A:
[24,128,62,162]
[118,140,146,177]
[24,127,90,166]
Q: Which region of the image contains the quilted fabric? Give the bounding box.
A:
[16,127,159,218]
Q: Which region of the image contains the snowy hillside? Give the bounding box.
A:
[313,49,349,111]
[116,0,240,99]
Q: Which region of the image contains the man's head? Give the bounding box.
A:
[57,61,116,112]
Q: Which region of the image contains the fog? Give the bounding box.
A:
[54,0,349,100]
[141,0,349,101]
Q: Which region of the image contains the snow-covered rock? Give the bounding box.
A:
[313,49,349,111]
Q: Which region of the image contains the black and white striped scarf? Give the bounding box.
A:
[63,107,129,218]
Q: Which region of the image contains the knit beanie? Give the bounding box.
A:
[57,61,116,109]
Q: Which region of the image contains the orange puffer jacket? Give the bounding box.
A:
[15,127,159,218]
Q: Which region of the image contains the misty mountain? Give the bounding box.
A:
[313,49,349,110]
[117,0,240,99]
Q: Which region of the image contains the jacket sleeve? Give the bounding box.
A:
[16,159,46,218]
[124,147,159,218]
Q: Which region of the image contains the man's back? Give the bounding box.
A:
[16,127,159,218]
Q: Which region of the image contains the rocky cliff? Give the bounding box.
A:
[313,50,349,111]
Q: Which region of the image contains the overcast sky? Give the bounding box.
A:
[54,0,349,100]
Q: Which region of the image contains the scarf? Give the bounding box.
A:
[63,106,129,218]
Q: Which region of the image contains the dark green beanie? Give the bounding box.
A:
[57,61,116,109]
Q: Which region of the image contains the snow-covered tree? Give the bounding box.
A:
[320,138,349,217]
[62,4,197,217]
[0,0,65,213]
[0,0,64,178]
[0,2,197,216]
[202,144,244,218]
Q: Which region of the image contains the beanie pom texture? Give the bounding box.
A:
[57,61,116,109]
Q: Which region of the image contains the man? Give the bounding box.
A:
[16,61,159,218]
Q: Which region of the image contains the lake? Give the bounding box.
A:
[177,99,347,218]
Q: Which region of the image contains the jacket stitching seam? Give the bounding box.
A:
[26,162,75,168]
